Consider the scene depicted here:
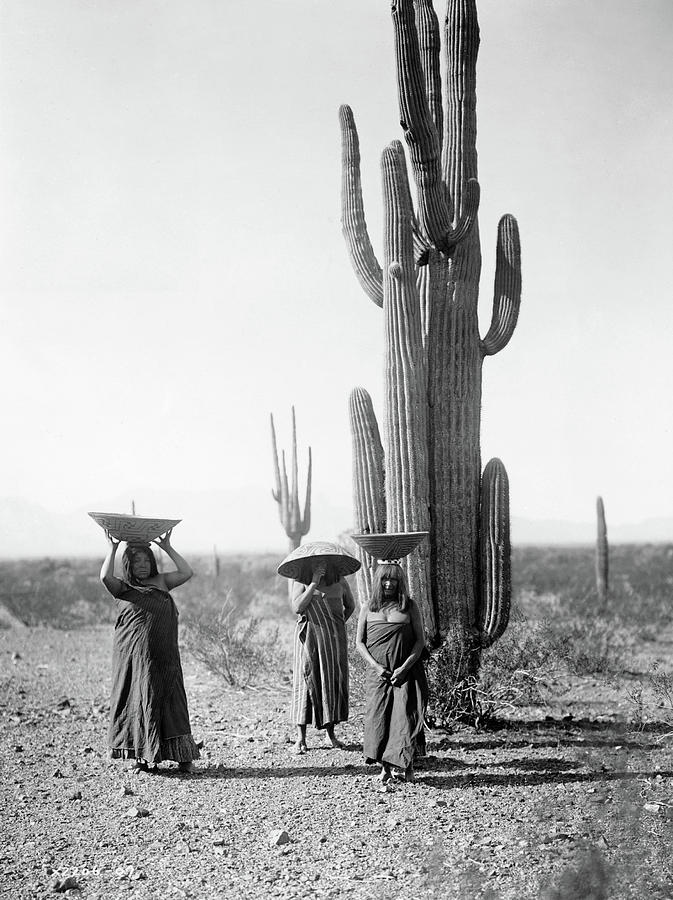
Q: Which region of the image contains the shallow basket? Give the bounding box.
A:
[88,512,181,543]
[350,531,429,561]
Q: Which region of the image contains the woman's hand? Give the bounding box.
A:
[105,529,120,548]
[390,665,407,686]
[378,666,392,682]
[311,561,327,584]
[153,529,173,551]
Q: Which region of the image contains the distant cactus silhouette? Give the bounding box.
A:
[270,408,312,552]
[340,0,521,716]
[596,496,609,607]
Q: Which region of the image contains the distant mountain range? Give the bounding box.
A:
[0,493,670,559]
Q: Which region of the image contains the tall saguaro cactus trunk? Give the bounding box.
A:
[341,0,521,716]
[596,496,609,609]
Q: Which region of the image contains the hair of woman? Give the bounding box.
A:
[122,543,158,585]
[369,563,411,612]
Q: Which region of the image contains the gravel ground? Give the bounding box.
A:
[1,626,672,900]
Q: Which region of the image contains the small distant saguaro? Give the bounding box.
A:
[270,407,312,552]
[596,496,609,607]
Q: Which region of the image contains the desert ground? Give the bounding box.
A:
[1,546,672,899]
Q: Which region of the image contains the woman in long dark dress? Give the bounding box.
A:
[100,530,200,774]
[355,563,427,784]
[290,560,355,753]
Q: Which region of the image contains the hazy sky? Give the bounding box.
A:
[1,0,672,549]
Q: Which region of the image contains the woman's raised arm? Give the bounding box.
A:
[289,562,327,615]
[100,531,124,598]
[153,530,193,589]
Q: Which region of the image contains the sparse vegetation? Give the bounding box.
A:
[1,543,672,898]
[183,591,289,690]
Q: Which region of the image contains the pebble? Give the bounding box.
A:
[125,806,150,818]
[49,875,79,893]
[269,829,291,846]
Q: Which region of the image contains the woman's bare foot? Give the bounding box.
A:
[325,725,344,749]
[129,759,149,775]
[292,741,308,755]
[378,764,392,783]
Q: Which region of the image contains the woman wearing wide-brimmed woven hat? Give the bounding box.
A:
[278,542,359,753]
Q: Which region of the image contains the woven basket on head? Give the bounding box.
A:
[350,531,429,562]
[88,512,181,544]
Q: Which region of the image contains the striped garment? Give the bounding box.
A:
[290,584,349,728]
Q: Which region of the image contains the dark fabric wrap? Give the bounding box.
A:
[108,585,200,763]
[363,620,428,770]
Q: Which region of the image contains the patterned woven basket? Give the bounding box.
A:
[277,541,361,583]
[88,512,181,543]
[350,531,429,561]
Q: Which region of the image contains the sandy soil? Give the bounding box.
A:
[1,626,672,900]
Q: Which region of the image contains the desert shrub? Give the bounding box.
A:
[545,615,637,676]
[183,590,290,690]
[427,604,637,726]
[0,558,113,628]
[174,554,288,621]
[626,662,673,736]
[512,543,673,628]
[427,610,564,725]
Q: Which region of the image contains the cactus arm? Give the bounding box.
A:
[289,406,300,530]
[414,0,443,150]
[349,387,386,536]
[390,138,429,265]
[339,104,384,308]
[279,450,290,533]
[481,214,522,357]
[596,496,608,607]
[349,387,386,602]
[391,0,479,254]
[478,458,511,648]
[270,413,282,504]
[302,447,312,535]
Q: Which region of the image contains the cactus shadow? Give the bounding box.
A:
[188,763,373,780]
[428,716,669,753]
[419,767,673,791]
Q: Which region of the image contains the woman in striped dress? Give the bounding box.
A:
[290,561,355,753]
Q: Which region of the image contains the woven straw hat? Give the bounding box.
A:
[277,541,361,584]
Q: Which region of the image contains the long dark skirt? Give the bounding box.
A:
[363,620,427,771]
[108,586,200,764]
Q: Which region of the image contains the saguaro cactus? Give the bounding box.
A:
[341,0,522,711]
[270,407,312,552]
[596,496,609,608]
